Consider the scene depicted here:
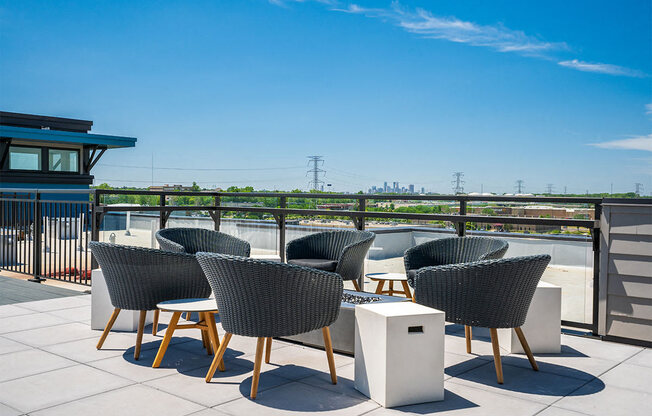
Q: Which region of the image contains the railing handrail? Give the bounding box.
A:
[94,203,597,228]
[92,188,605,204]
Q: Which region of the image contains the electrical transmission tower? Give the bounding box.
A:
[452,172,465,194]
[307,156,325,191]
[635,183,644,196]
[515,179,525,194]
[545,183,554,194]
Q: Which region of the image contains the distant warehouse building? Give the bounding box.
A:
[0,111,136,195]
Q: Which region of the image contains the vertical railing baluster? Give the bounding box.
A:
[29,191,44,282]
[278,196,286,262]
[159,194,167,229]
[592,202,602,336]
[213,195,221,231]
[357,197,366,291]
[457,199,467,237]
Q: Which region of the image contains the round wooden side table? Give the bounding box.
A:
[365,272,412,298]
[152,298,224,371]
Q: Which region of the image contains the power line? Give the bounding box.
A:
[635,183,644,195]
[515,179,525,194]
[545,183,554,194]
[452,172,464,194]
[96,163,304,172]
[94,176,300,184]
[307,156,325,191]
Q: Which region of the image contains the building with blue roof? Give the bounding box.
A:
[0,111,136,192]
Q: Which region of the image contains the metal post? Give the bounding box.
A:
[357,197,366,291]
[279,196,287,262]
[457,199,467,237]
[214,195,221,231]
[159,194,167,229]
[29,192,45,282]
[592,203,602,336]
[356,198,366,231]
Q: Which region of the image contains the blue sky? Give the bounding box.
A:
[1,0,650,194]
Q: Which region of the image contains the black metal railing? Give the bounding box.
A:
[0,189,93,284]
[2,187,604,332]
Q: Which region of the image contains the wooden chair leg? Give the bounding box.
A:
[206,333,232,383]
[134,310,147,360]
[97,308,120,349]
[201,313,213,355]
[204,312,225,371]
[514,327,539,371]
[489,328,504,384]
[401,280,412,298]
[465,326,472,354]
[389,280,394,296]
[265,337,272,364]
[152,309,160,335]
[352,280,362,292]
[200,319,210,353]
[322,327,337,384]
[186,311,192,321]
[251,337,266,399]
[153,311,181,368]
[374,280,385,294]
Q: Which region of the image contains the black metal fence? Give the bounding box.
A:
[2,187,604,332]
[0,189,93,284]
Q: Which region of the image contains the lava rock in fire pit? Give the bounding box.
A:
[342,293,383,305]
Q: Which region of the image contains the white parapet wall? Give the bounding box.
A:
[599,202,652,345]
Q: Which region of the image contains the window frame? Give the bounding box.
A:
[47,147,80,173]
[7,145,43,172]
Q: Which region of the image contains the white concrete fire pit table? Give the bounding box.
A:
[355,302,445,408]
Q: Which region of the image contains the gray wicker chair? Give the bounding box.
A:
[286,230,375,291]
[404,236,508,287]
[156,227,251,256]
[89,242,212,359]
[196,253,343,399]
[413,254,551,384]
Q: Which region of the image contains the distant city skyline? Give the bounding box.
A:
[1,0,650,194]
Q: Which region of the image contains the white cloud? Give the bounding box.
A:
[590,134,652,152]
[272,1,646,78]
[646,103,652,117]
[558,59,647,78]
[339,2,565,56]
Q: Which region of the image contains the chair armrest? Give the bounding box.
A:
[335,234,375,281]
[204,231,251,257]
[156,234,185,253]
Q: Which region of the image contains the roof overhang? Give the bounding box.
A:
[0,125,136,148]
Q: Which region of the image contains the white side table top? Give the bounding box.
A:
[157,298,218,312]
[365,272,408,281]
[356,301,443,317]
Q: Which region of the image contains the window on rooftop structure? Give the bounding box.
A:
[8,146,41,171]
[49,149,78,172]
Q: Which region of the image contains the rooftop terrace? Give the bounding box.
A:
[0,286,650,416]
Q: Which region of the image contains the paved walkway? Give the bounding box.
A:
[0,295,650,416]
[0,275,84,306]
